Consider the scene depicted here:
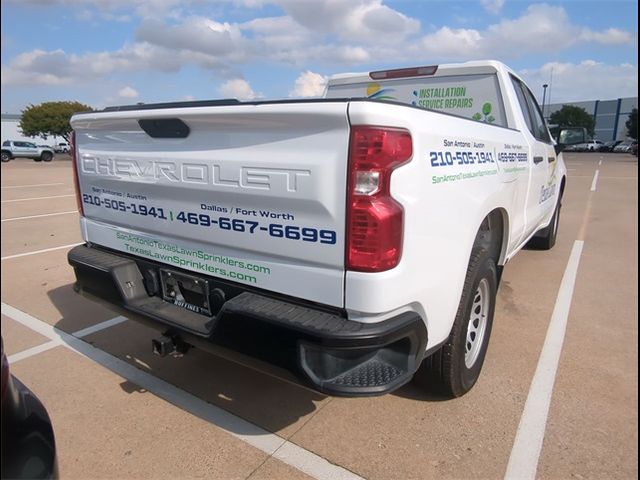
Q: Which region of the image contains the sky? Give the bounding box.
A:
[1,0,638,113]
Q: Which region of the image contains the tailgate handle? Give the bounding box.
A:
[138,118,190,138]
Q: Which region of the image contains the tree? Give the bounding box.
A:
[626,108,637,140]
[19,101,92,142]
[549,105,595,138]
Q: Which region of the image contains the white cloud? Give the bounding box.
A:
[276,0,420,43]
[118,86,138,98]
[481,0,505,15]
[6,0,182,20]
[0,43,229,86]
[416,4,637,61]
[580,28,636,45]
[290,71,327,98]
[420,27,483,57]
[219,78,260,100]
[240,16,309,54]
[518,61,638,103]
[484,4,582,53]
[136,17,247,58]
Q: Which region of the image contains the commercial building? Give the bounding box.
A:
[1,113,66,146]
[545,97,637,142]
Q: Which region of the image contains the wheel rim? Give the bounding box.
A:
[465,278,490,368]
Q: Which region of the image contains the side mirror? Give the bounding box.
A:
[555,127,586,154]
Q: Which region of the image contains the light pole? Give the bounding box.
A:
[541,84,549,119]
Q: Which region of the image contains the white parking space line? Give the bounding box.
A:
[1,183,65,189]
[591,170,600,192]
[1,194,75,203]
[7,340,62,363]
[6,316,128,364]
[1,210,77,222]
[72,316,128,338]
[504,240,585,480]
[1,303,363,480]
[1,242,83,261]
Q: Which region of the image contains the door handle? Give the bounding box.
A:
[548,157,556,163]
[533,156,544,164]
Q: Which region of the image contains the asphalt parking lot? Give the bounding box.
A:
[1,152,637,479]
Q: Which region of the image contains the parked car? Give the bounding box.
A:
[584,140,604,152]
[601,140,622,152]
[613,141,634,153]
[1,141,55,162]
[1,337,57,479]
[54,143,70,153]
[573,140,603,152]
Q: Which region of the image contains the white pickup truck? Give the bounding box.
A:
[67,60,584,397]
[1,141,55,162]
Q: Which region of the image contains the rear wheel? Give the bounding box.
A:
[414,247,497,397]
[41,152,53,162]
[1,151,10,162]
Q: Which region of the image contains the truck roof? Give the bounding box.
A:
[327,60,518,86]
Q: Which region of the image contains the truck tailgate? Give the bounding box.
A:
[71,102,350,307]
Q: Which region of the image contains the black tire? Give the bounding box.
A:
[33,156,43,162]
[414,248,497,398]
[527,199,561,250]
[1,151,10,162]
[41,152,53,162]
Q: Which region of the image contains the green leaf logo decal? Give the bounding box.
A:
[473,102,495,123]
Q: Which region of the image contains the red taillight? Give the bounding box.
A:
[70,131,84,216]
[346,126,412,272]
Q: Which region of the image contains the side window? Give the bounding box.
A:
[14,142,25,147]
[26,142,36,148]
[522,86,551,143]
[510,76,551,143]
[2,141,9,146]
[510,76,534,135]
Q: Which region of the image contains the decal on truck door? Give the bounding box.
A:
[428,137,499,185]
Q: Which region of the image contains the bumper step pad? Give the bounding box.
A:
[331,359,404,388]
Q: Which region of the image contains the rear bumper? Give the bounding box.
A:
[68,244,427,396]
